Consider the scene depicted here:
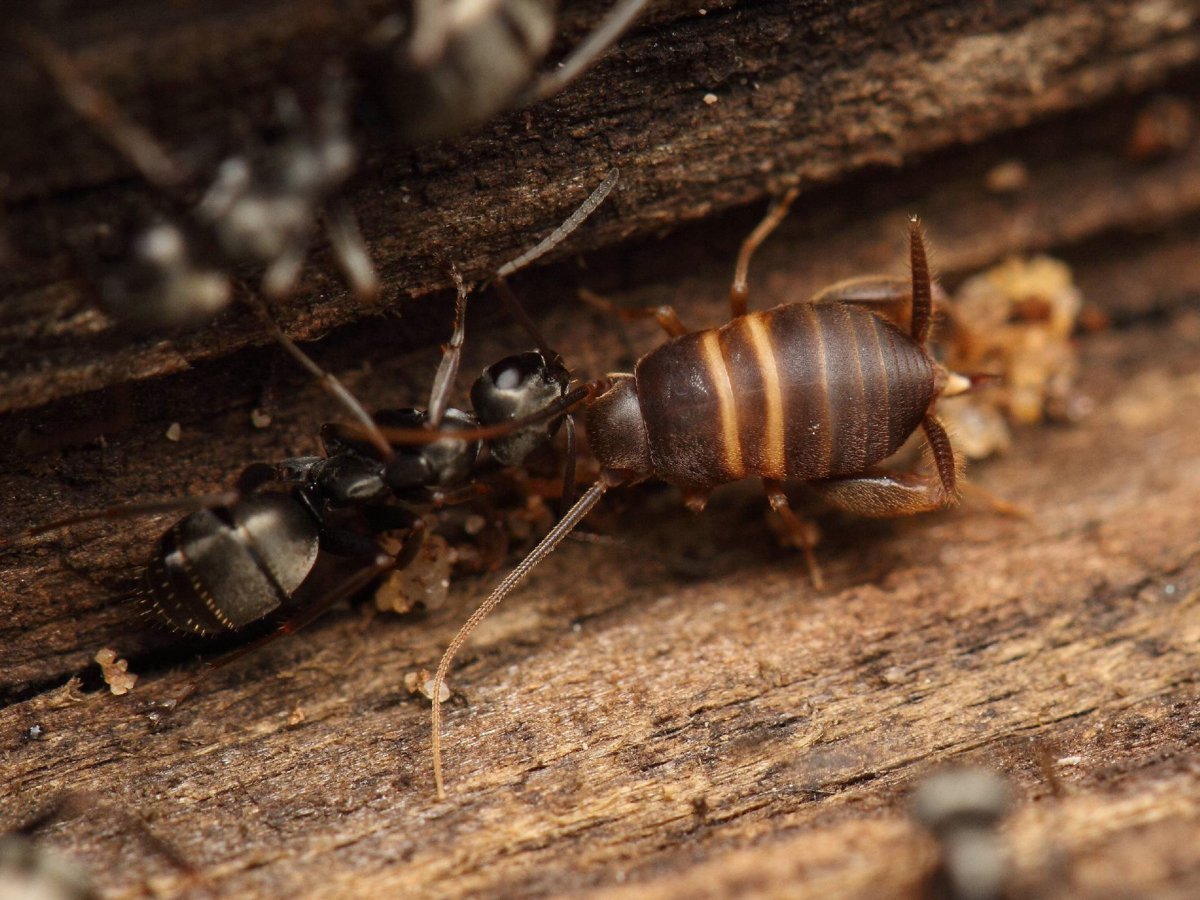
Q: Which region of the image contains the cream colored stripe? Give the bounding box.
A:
[743,315,786,480]
[702,331,745,478]
[806,306,833,470]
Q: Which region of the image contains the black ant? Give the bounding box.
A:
[1,792,197,899]
[912,768,1014,900]
[18,171,618,670]
[23,31,376,329]
[364,0,653,144]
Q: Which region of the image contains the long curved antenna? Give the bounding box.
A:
[431,476,616,798]
[495,169,619,280]
[521,0,652,105]
[488,168,620,357]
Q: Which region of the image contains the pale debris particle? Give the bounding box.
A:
[287,707,306,727]
[1056,755,1084,766]
[404,669,450,703]
[375,532,453,614]
[703,93,718,105]
[881,665,913,685]
[984,159,1030,193]
[94,648,138,695]
[46,676,87,708]
[940,255,1086,459]
[250,408,273,428]
[165,422,182,441]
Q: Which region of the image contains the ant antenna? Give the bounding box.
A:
[490,167,619,359]
[431,474,621,798]
[495,168,619,281]
[241,291,396,462]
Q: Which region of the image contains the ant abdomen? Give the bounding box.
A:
[143,495,319,636]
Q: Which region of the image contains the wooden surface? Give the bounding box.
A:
[5,0,1200,411]
[2,1,1200,897]
[1,292,1197,898]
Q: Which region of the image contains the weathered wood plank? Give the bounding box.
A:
[1,249,1198,898]
[3,2,1200,897]
[4,0,1200,411]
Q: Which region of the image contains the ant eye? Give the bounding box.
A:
[485,352,546,393]
[495,364,523,391]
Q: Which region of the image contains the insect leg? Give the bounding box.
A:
[763,479,825,590]
[261,241,309,300]
[21,29,191,191]
[808,416,962,516]
[521,0,653,105]
[242,293,395,461]
[426,266,469,428]
[324,197,380,301]
[578,287,690,337]
[730,188,799,319]
[11,791,198,882]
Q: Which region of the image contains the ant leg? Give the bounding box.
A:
[427,266,469,428]
[12,791,197,881]
[730,188,799,319]
[325,197,380,301]
[261,242,309,301]
[521,0,652,105]
[578,287,690,337]
[241,293,395,461]
[20,29,190,191]
[763,479,824,590]
[809,415,961,516]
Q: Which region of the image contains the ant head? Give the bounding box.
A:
[470,350,570,466]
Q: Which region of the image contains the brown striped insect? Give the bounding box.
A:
[421,191,979,797]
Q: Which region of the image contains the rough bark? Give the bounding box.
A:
[2,1,1199,898]
[4,0,1200,411]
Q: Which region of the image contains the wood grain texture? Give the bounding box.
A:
[3,1,1200,897]
[4,0,1200,412]
[1,308,1197,897]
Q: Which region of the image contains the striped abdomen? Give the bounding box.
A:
[631,303,936,490]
